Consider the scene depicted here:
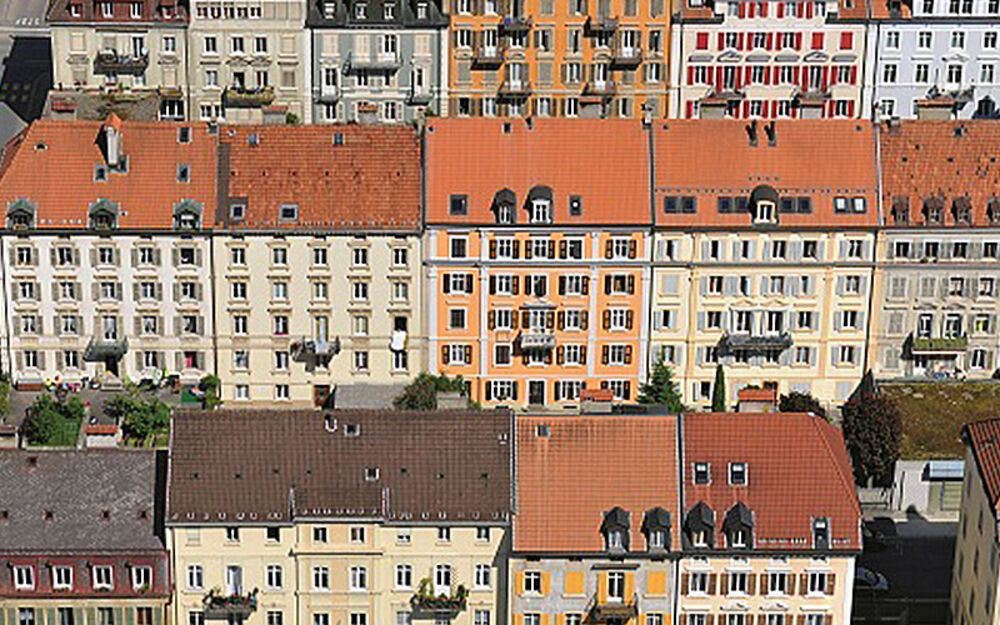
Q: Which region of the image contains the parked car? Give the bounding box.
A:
[855,567,889,591]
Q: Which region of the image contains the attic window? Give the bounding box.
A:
[230,201,246,220]
[728,462,747,486]
[891,196,910,225]
[94,165,108,182]
[988,198,1000,224]
[923,197,945,224]
[279,203,299,220]
[365,467,379,481]
[7,199,35,229]
[178,127,191,143]
[344,423,361,437]
[813,517,829,549]
[248,133,260,146]
[44,510,53,520]
[953,197,973,225]
[177,164,191,183]
[449,194,468,216]
[693,462,710,485]
[502,122,512,133]
[333,132,344,145]
[101,510,111,520]
[535,424,550,437]
[569,195,583,216]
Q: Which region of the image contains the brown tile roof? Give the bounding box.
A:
[964,419,1000,517]
[0,118,217,229]
[654,120,878,228]
[424,118,651,226]
[46,0,188,23]
[879,120,1000,228]
[167,410,513,524]
[219,124,421,232]
[514,414,679,553]
[682,412,861,551]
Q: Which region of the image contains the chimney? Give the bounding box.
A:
[745,120,758,147]
[103,113,123,168]
[580,388,614,414]
[736,386,778,413]
[764,120,777,147]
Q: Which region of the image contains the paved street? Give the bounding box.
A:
[0,0,48,31]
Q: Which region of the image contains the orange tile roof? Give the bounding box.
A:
[219,125,421,232]
[654,120,878,228]
[963,419,1000,518]
[424,118,651,226]
[0,119,217,230]
[879,120,1000,228]
[737,387,777,402]
[682,412,861,551]
[514,414,679,553]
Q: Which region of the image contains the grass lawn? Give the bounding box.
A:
[27,416,81,447]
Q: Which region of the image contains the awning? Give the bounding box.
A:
[926,460,964,480]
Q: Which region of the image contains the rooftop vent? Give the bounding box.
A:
[324,414,337,432]
[101,510,111,520]
[248,133,260,146]
[502,122,512,134]
[44,510,54,520]
[365,467,380,481]
[333,133,344,145]
[954,125,967,137]
[535,424,551,437]
[344,423,361,437]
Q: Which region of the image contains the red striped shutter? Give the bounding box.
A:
[796,2,804,16]
[773,66,781,83]
[697,32,709,49]
[686,101,694,118]
[822,66,829,90]
[716,66,724,88]
[738,32,745,49]
[742,100,750,118]
[812,32,823,49]
[766,33,774,49]
[840,32,853,49]
[748,1,755,16]
[799,65,809,91]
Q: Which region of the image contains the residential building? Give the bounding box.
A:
[511,414,679,625]
[188,0,311,123]
[167,409,513,625]
[652,120,878,409]
[424,118,652,407]
[213,124,422,407]
[872,120,1000,380]
[678,412,861,624]
[446,0,671,119]
[866,0,1000,119]
[0,116,216,389]
[952,418,1000,624]
[46,0,189,120]
[0,450,170,625]
[307,0,450,122]
[669,0,868,119]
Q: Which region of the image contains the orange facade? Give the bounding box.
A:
[446,0,670,118]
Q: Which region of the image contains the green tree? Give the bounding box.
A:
[199,375,222,410]
[21,394,85,446]
[779,391,827,419]
[393,373,468,410]
[841,391,903,486]
[711,364,727,412]
[637,359,686,411]
[107,391,170,444]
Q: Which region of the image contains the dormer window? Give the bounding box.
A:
[6,199,35,229]
[641,507,671,551]
[728,462,747,485]
[601,507,630,553]
[607,530,625,549]
[492,189,516,224]
[324,0,336,17]
[527,185,553,224]
[730,528,748,548]
[416,1,428,17]
[722,502,754,551]
[923,197,945,224]
[749,185,779,225]
[569,195,583,216]
[89,199,119,230]
[988,198,1000,225]
[693,462,710,484]
[684,502,714,549]
[813,517,829,549]
[174,200,203,230]
[355,2,367,18]
[953,197,973,225]
[892,196,910,225]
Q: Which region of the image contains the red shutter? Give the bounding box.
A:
[821,66,829,90]
[716,66,724,88]
[796,1,804,16]
[793,66,800,85]
[766,33,774,50]
[687,66,694,85]
[742,100,750,118]
[764,66,771,85]
[772,100,779,117]
[795,32,802,49]
[738,32,745,50]
[830,66,838,85]
[739,1,747,16]
[747,1,755,16]
[697,32,709,49]
[806,1,814,16]
[848,100,856,117]
[850,66,858,84]
[686,101,694,117]
[760,1,768,15]
[777,2,784,16]
[812,32,824,49]
[840,31,853,49]
[718,33,725,49]
[799,65,809,91]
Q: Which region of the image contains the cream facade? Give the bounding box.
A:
[187,0,311,123]
[951,438,1000,625]
[212,233,424,407]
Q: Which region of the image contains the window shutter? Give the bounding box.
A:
[697,312,706,330]
[582,276,589,294]
[489,275,497,295]
[559,276,566,295]
[604,240,613,259]
[653,311,663,331]
[627,275,635,294]
[522,310,530,328]
[485,382,493,402]
[489,240,497,258]
[488,311,496,330]
[557,311,565,330]
[466,274,475,293]
[441,345,450,364]
[581,311,589,330]
[511,381,518,400]
[626,310,634,329]
[464,345,472,364]
[602,345,609,364]
[625,345,633,364]
[559,240,567,258]
[580,345,587,363]
[548,240,555,258]
[443,273,451,293]
[604,276,612,294]
[603,310,611,329]
[628,240,637,258]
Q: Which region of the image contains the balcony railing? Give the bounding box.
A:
[83,336,129,362]
[519,330,556,350]
[719,332,793,350]
[410,579,468,615]
[407,85,434,105]
[585,592,638,623]
[93,50,149,75]
[290,337,341,364]
[500,15,533,31]
[909,333,968,354]
[611,48,643,67]
[315,85,341,103]
[586,14,618,32]
[583,80,616,96]
[472,45,504,68]
[498,80,531,97]
[347,50,402,71]
[202,589,258,620]
[223,85,275,108]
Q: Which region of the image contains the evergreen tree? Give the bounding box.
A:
[841,391,903,486]
[711,364,727,412]
[779,391,827,419]
[637,359,686,411]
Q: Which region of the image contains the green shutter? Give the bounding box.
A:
[73,609,84,625]
[86,609,96,625]
[124,610,133,625]
[151,609,162,625]
[46,609,56,625]
[113,608,123,625]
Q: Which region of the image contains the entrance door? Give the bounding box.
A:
[104,357,119,377]
[528,380,545,406]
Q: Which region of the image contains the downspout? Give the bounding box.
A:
[0,233,10,379]
[672,412,685,621]
[645,111,656,380]
[862,121,883,377]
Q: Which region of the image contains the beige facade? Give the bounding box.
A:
[212,233,424,407]
[951,445,1000,625]
[187,0,311,123]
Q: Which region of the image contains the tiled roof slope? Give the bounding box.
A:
[46,0,188,23]
[0,119,217,229]
[168,410,513,524]
[879,120,1000,227]
[424,118,651,226]
[683,412,861,551]
[655,120,878,228]
[0,449,164,553]
[514,414,679,553]
[964,419,1000,517]
[219,125,421,232]
[676,0,869,21]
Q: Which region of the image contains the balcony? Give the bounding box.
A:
[909,333,968,355]
[290,337,341,365]
[586,592,638,623]
[223,85,275,108]
[315,85,341,103]
[719,332,793,351]
[500,15,532,32]
[583,80,616,96]
[83,337,129,362]
[347,50,402,72]
[202,589,258,620]
[498,80,531,97]
[93,50,149,76]
[472,45,504,68]
[586,14,618,32]
[519,330,556,350]
[611,48,643,68]
[410,580,468,615]
[407,85,434,105]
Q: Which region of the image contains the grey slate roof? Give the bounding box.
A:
[0,449,164,553]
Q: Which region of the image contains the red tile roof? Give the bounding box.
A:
[219,125,421,232]
[424,118,651,226]
[46,0,188,23]
[682,412,861,551]
[964,419,1000,517]
[654,120,878,228]
[879,120,1000,228]
[514,414,679,553]
[0,119,217,230]
[675,0,869,20]
[738,387,777,402]
[84,425,119,435]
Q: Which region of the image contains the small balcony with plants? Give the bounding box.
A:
[202,588,258,620]
[223,85,275,108]
[410,578,468,616]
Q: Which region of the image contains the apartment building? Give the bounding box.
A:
[873,120,1000,380]
[669,0,868,119]
[424,118,651,407]
[187,0,311,123]
[308,0,450,122]
[652,120,878,409]
[678,412,861,623]
[0,450,170,625]
[0,116,216,389]
[511,415,679,625]
[213,124,422,407]
[46,0,189,120]
[866,0,1000,119]
[446,0,671,119]
[167,409,513,625]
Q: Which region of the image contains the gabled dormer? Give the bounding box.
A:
[683,501,714,549]
[89,198,119,230]
[749,184,779,226]
[492,188,517,224]
[923,196,945,225]
[526,185,553,224]
[641,507,671,552]
[600,506,629,553]
[6,198,35,229]
[812,517,830,550]
[173,199,203,230]
[722,501,754,549]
